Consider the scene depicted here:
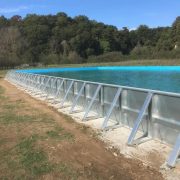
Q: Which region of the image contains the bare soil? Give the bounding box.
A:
[0,79,163,180]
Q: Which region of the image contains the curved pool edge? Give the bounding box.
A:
[13,66,180,96]
[16,66,180,74]
[10,70,180,97]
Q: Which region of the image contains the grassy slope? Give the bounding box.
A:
[0,85,76,179]
[47,59,180,68]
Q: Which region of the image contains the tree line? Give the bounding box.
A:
[0,13,179,68]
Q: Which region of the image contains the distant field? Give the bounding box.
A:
[1,59,180,78]
[47,59,180,68]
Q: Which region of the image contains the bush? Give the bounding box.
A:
[39,53,60,65]
[67,51,83,64]
[130,46,154,59]
[88,52,126,63]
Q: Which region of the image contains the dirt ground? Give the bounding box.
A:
[0,79,163,180]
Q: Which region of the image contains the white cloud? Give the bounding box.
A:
[0,6,28,14]
[129,27,137,31]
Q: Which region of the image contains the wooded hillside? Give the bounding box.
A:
[0,13,179,68]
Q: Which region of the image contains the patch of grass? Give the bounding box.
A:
[0,95,8,101]
[0,138,6,146]
[0,86,9,102]
[5,99,25,109]
[0,156,24,180]
[0,70,7,78]
[46,130,61,139]
[0,113,36,124]
[80,125,90,134]
[0,111,55,125]
[46,126,74,141]
[55,163,80,180]
[62,132,75,141]
[0,135,54,179]
[61,113,75,123]
[17,134,38,149]
[0,133,77,179]
[0,86,6,100]
[0,86,4,94]
[1,99,27,113]
[2,104,17,110]
[15,99,25,104]
[36,113,55,124]
[17,135,54,177]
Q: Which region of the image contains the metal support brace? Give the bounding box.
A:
[60,81,74,107]
[70,82,86,113]
[30,75,36,89]
[36,76,46,92]
[28,75,35,89]
[22,74,29,87]
[82,84,102,121]
[39,76,47,92]
[52,79,65,103]
[28,75,36,91]
[28,75,39,92]
[41,77,51,92]
[167,134,180,167]
[25,75,31,89]
[32,75,38,88]
[17,74,22,86]
[50,78,58,94]
[14,73,19,85]
[102,88,122,130]
[127,92,153,146]
[36,76,43,90]
[46,78,58,98]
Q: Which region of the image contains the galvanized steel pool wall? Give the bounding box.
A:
[5,67,180,167]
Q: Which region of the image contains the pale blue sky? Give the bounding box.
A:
[0,0,179,29]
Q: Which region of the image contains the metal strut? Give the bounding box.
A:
[102,87,122,130]
[82,84,102,121]
[33,76,45,93]
[167,134,180,168]
[60,80,74,108]
[127,92,153,146]
[42,77,51,93]
[48,78,58,96]
[33,76,49,94]
[52,79,65,103]
[70,82,86,113]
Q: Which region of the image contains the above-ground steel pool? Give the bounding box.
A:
[6,66,180,167]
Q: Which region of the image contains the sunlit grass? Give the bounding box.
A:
[0,83,79,179]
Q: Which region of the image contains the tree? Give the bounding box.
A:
[0,27,23,68]
[10,15,22,26]
[0,12,179,67]
[0,16,8,28]
[171,16,180,47]
[156,28,173,51]
[22,15,52,62]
